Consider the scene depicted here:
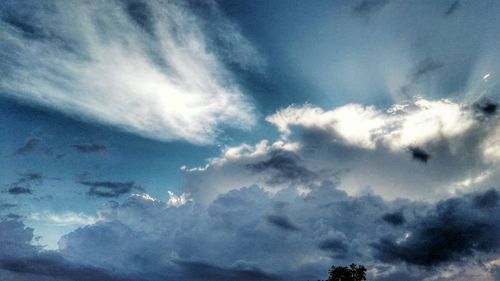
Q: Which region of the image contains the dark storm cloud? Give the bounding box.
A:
[78,181,143,198]
[474,100,497,116]
[248,151,316,185]
[0,219,132,281]
[318,238,349,258]
[381,211,405,226]
[444,0,460,17]
[175,260,280,281]
[72,143,107,153]
[7,187,32,195]
[472,189,499,209]
[352,0,390,17]
[408,147,430,163]
[265,215,300,231]
[0,255,133,281]
[372,189,500,266]
[14,138,41,155]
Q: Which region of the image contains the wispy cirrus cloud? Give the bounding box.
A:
[0,0,262,144]
[72,143,107,153]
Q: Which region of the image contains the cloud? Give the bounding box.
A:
[261,97,500,199]
[445,0,461,17]
[474,99,498,116]
[7,187,32,195]
[373,189,500,266]
[13,137,57,158]
[267,98,474,150]
[1,185,499,281]
[381,211,406,226]
[472,189,499,209]
[352,0,390,17]
[14,138,41,155]
[78,181,143,198]
[29,211,96,226]
[0,203,18,210]
[174,260,280,281]
[56,187,500,280]
[408,147,430,163]
[3,98,500,280]
[399,59,444,97]
[71,143,107,153]
[318,238,350,259]
[265,215,301,231]
[3,172,46,196]
[166,191,192,207]
[410,59,444,83]
[247,150,316,185]
[0,0,262,144]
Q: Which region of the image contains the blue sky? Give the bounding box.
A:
[1,1,500,280]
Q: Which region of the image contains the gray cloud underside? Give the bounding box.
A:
[1,186,498,281]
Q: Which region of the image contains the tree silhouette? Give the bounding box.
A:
[327,263,366,281]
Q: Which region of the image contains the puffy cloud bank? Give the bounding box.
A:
[0,0,261,144]
[182,98,500,202]
[2,187,499,281]
[2,97,500,280]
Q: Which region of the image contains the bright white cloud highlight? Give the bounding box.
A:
[267,97,475,150]
[167,191,191,207]
[183,97,500,201]
[0,0,261,144]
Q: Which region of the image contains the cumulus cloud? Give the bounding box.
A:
[259,97,500,199]
[373,189,500,266]
[1,186,495,280]
[0,0,261,144]
[267,97,474,151]
[0,219,132,281]
[176,95,500,204]
[2,97,499,280]
[1,170,498,281]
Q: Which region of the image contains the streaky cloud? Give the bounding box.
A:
[0,0,262,144]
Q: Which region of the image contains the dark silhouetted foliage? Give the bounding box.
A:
[327,263,366,281]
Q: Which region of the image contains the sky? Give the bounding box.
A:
[0,0,499,280]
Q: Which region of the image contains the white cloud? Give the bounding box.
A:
[0,0,261,144]
[167,191,192,207]
[183,97,500,201]
[267,97,475,150]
